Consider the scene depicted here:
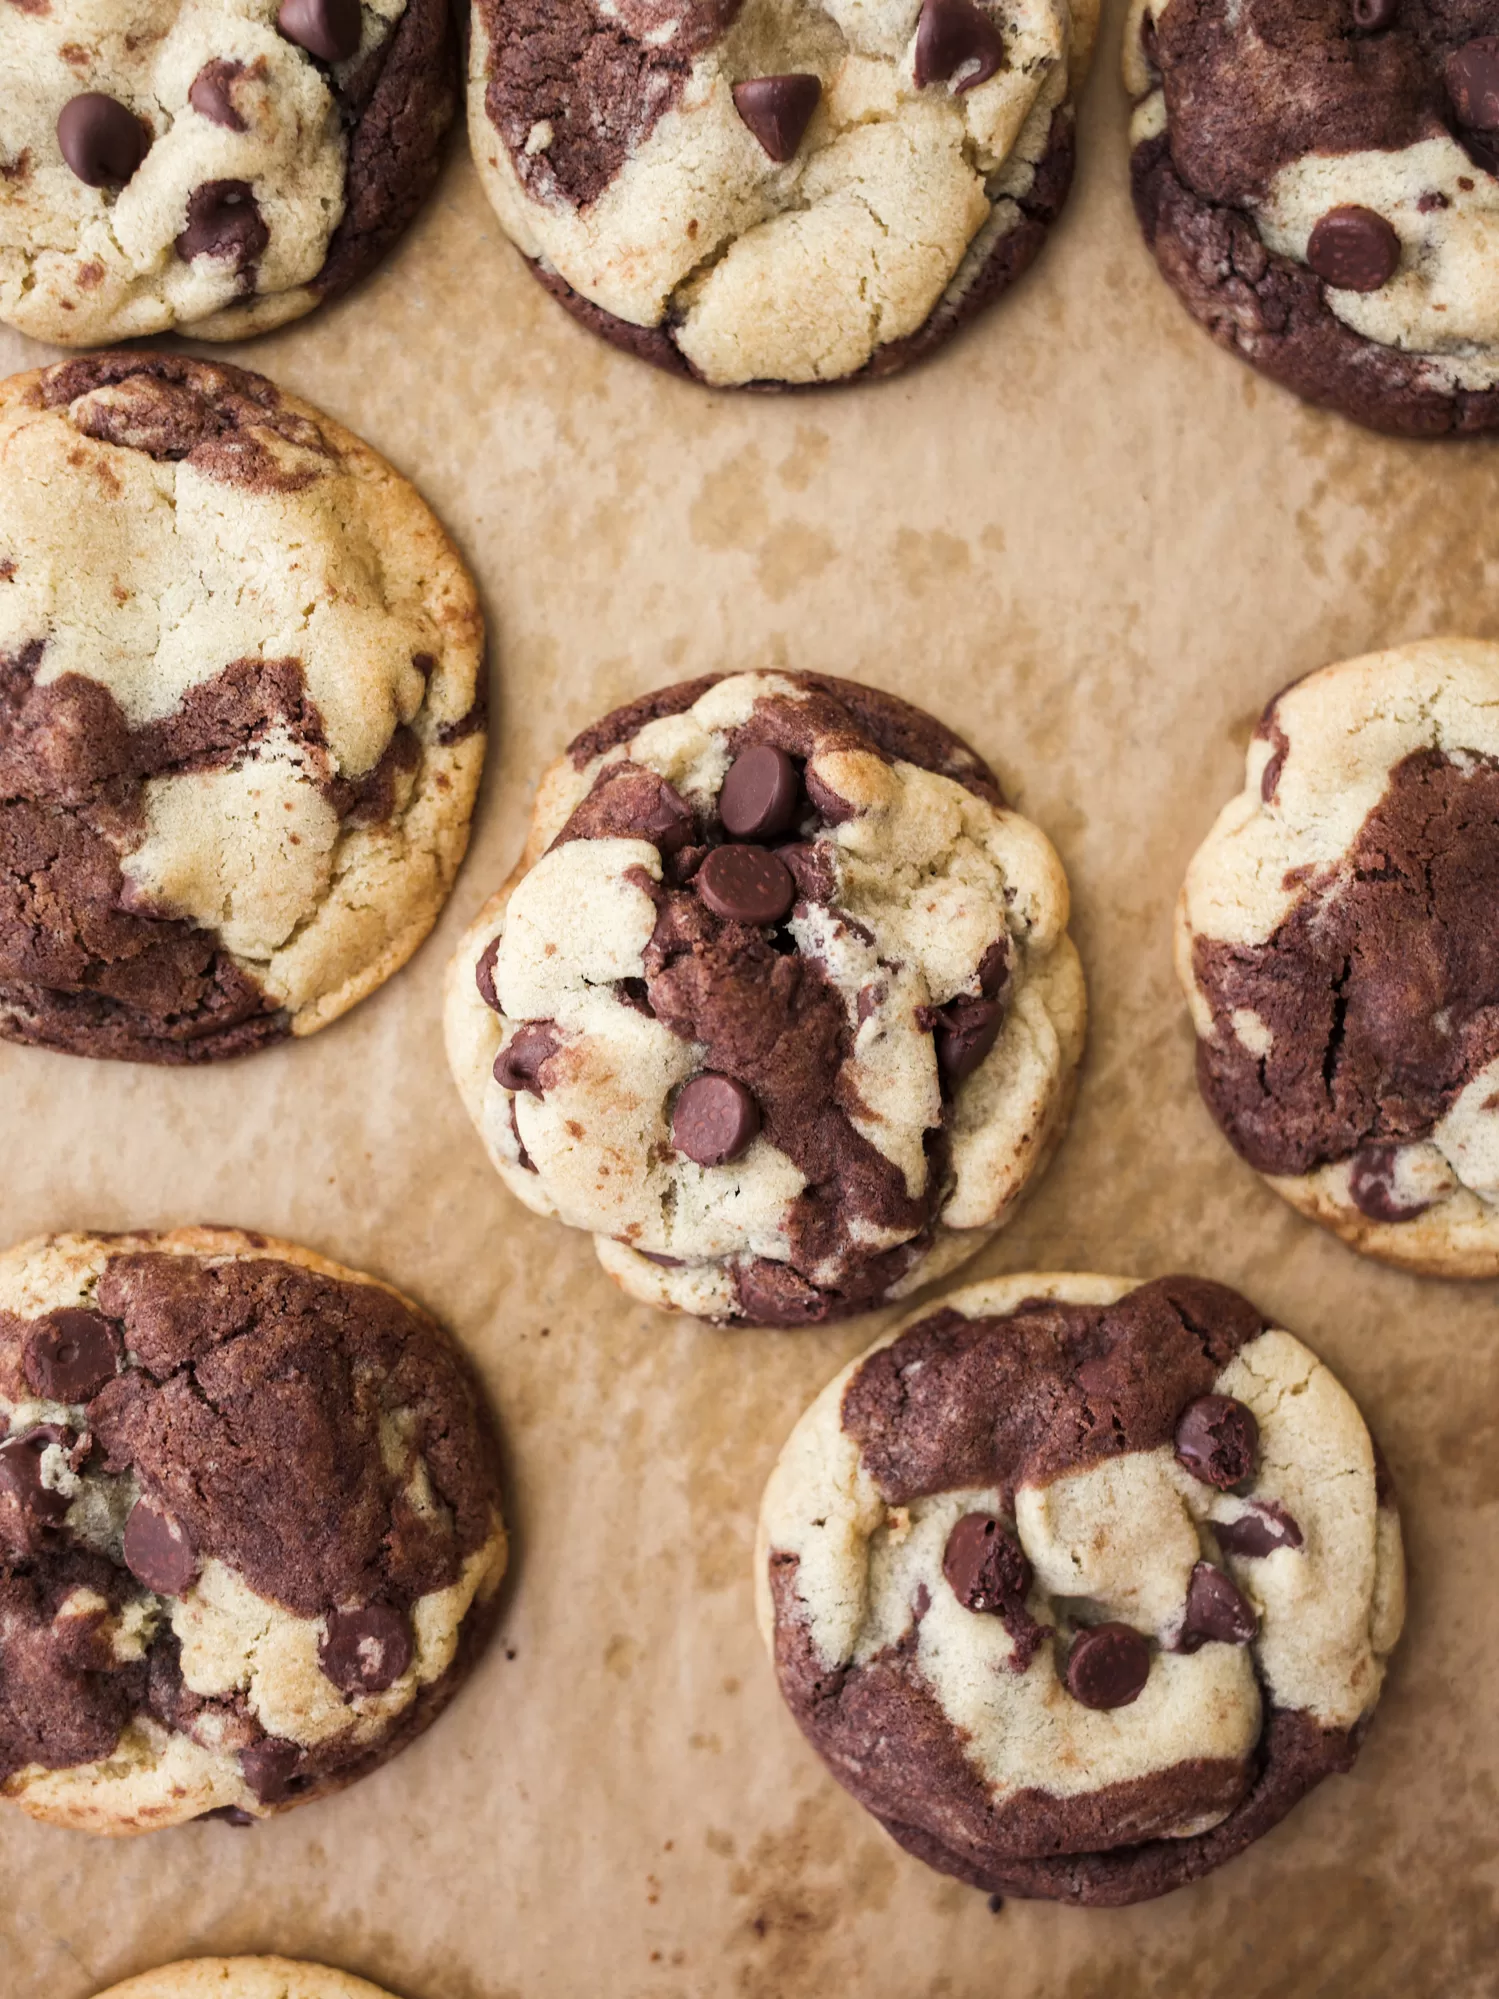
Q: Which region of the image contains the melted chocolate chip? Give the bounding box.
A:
[732,76,822,164]
[672,1073,761,1166]
[0,1429,71,1546]
[122,1499,198,1596]
[978,939,1010,999]
[942,1513,1032,1614]
[1306,206,1401,292]
[1215,1500,1304,1558]
[23,1309,119,1402]
[240,1736,301,1803]
[1178,1561,1258,1651]
[475,936,502,1012]
[697,845,796,925]
[1348,1143,1433,1222]
[720,745,803,840]
[1064,1623,1151,1710]
[913,0,1005,93]
[1351,0,1397,28]
[277,0,363,62]
[1447,38,1499,130]
[1175,1394,1259,1489]
[932,995,1003,1083]
[494,1021,559,1097]
[189,60,248,132]
[56,94,148,188]
[319,1604,413,1694]
[175,181,269,269]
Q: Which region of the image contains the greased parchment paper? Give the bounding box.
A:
[2,6,1497,1993]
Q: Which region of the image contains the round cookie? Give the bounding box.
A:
[467,0,1099,388]
[0,1227,508,1835]
[445,671,1085,1326]
[0,351,486,1065]
[1126,0,1499,436]
[756,1270,1404,1906]
[95,1964,399,1999]
[1178,638,1499,1276]
[1,0,456,347]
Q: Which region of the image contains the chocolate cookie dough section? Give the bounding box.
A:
[757,1271,1404,1906]
[0,0,457,347]
[468,0,1095,386]
[0,353,486,1064]
[444,671,1085,1325]
[1178,638,1499,1274]
[1125,0,1499,433]
[0,1227,508,1835]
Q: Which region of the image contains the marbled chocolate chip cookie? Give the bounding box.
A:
[0,1227,508,1836]
[1,0,455,346]
[1179,638,1499,1275]
[95,1962,399,1999]
[757,1271,1404,1905]
[468,0,1098,387]
[1126,0,1499,435]
[0,352,486,1065]
[445,671,1085,1326]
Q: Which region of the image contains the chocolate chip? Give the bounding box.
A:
[639,780,695,853]
[0,1428,71,1543]
[475,935,502,1012]
[1215,1500,1303,1558]
[697,845,795,925]
[640,1250,684,1268]
[240,1737,301,1804]
[23,1309,119,1402]
[932,995,1003,1083]
[732,75,822,163]
[1175,1394,1259,1489]
[277,0,363,62]
[319,1604,413,1694]
[977,939,1010,999]
[1306,206,1401,292]
[1448,38,1499,129]
[56,94,148,188]
[174,181,269,269]
[1178,1562,1258,1651]
[494,1021,559,1097]
[1348,1143,1433,1223]
[189,60,248,131]
[720,745,803,840]
[1064,1623,1151,1710]
[673,1073,761,1166]
[803,767,856,824]
[123,1499,198,1596]
[942,1512,1032,1615]
[1352,0,1397,27]
[913,0,1004,92]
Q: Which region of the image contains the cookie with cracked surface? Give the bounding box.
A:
[756,1271,1404,1905]
[444,670,1084,1326]
[0,352,486,1065]
[467,0,1099,387]
[1,0,456,346]
[0,1226,508,1836]
[1179,637,1499,1276]
[94,1961,400,1999]
[1126,0,1499,436]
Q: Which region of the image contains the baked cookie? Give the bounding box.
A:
[445,672,1084,1326]
[757,1271,1404,1906]
[0,351,486,1065]
[1126,0,1499,435]
[0,1227,508,1836]
[95,1964,399,1999]
[1178,638,1499,1276]
[1,0,456,347]
[467,0,1098,387]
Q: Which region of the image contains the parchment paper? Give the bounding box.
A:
[4,9,1499,1993]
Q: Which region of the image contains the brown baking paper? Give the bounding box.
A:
[3,9,1498,1993]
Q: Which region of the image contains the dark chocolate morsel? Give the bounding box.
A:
[1178,1561,1258,1651]
[1348,1143,1433,1223]
[494,1021,559,1097]
[240,1737,301,1804]
[175,181,269,268]
[978,939,1010,999]
[732,76,822,164]
[1306,207,1401,293]
[1064,1623,1151,1710]
[277,0,363,62]
[933,995,1003,1083]
[1351,0,1397,27]
[942,1512,1033,1615]
[1215,1500,1304,1558]
[319,1603,413,1694]
[475,936,502,1012]
[189,61,248,131]
[123,1499,198,1596]
[697,844,796,925]
[639,780,695,853]
[672,1073,761,1166]
[913,0,1005,93]
[24,1309,120,1402]
[0,1428,71,1540]
[56,94,148,188]
[720,745,804,839]
[1447,38,1499,129]
[1175,1394,1259,1489]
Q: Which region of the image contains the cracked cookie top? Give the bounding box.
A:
[0,0,456,347]
[468,0,1097,386]
[444,670,1084,1326]
[1178,637,1499,1275]
[0,352,485,1065]
[0,1227,508,1836]
[756,1271,1404,1905]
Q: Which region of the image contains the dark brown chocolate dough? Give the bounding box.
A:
[732,75,821,162]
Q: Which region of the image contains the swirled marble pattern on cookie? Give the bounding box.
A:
[467,0,1098,386]
[0,1228,508,1836]
[756,1271,1404,1905]
[1125,0,1499,434]
[1178,638,1499,1275]
[0,352,486,1065]
[0,0,456,346]
[444,672,1084,1325]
